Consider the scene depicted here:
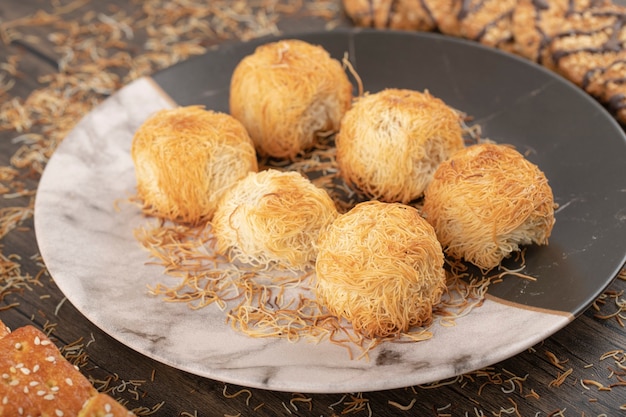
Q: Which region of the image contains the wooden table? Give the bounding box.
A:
[0,1,625,416]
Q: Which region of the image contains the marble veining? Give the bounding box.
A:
[34,76,573,394]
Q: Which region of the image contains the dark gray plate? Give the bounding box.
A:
[154,28,626,317]
[36,28,626,393]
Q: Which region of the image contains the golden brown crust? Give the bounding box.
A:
[0,325,97,417]
[0,321,135,416]
[212,169,339,270]
[315,201,446,339]
[336,88,464,203]
[78,393,135,417]
[229,39,353,159]
[546,5,626,122]
[0,320,10,339]
[510,0,610,68]
[131,105,258,225]
[454,0,518,49]
[426,0,463,36]
[422,143,555,271]
[342,0,438,31]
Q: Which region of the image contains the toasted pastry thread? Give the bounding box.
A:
[131,106,257,225]
[315,201,446,339]
[422,143,555,271]
[212,169,339,270]
[229,39,353,159]
[336,88,464,203]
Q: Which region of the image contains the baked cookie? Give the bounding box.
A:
[342,0,516,49]
[341,0,438,31]
[511,0,613,68]
[578,57,626,123]
[451,0,518,51]
[547,4,626,122]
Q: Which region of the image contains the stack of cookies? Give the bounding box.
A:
[342,0,626,124]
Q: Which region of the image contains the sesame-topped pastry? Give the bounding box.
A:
[79,393,136,417]
[0,320,9,338]
[0,323,96,416]
[0,320,135,417]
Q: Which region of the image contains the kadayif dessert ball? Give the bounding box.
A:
[131,106,258,224]
[315,201,446,339]
[229,39,353,159]
[422,143,556,271]
[336,88,465,203]
[212,169,339,271]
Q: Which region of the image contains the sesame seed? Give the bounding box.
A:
[45,356,56,362]
[29,381,39,386]
[44,394,55,400]
[41,340,51,346]
[15,363,23,369]
[105,403,112,412]
[9,379,19,386]
[19,367,31,375]
[18,407,23,415]
[23,386,29,394]
[50,386,59,392]
[2,373,9,379]
[2,396,8,405]
[32,365,39,373]
[34,336,41,345]
[9,367,16,373]
[65,377,73,386]
[14,342,22,349]
[37,390,46,396]
[55,410,64,417]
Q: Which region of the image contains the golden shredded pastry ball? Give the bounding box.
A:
[229,39,353,159]
[422,143,556,271]
[212,169,339,270]
[315,201,446,339]
[131,106,258,225]
[336,88,465,203]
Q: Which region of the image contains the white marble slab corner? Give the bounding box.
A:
[34,76,573,393]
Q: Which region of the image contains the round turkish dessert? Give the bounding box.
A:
[336,88,465,203]
[212,169,339,271]
[422,143,556,271]
[229,39,353,159]
[131,105,257,225]
[315,201,447,339]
